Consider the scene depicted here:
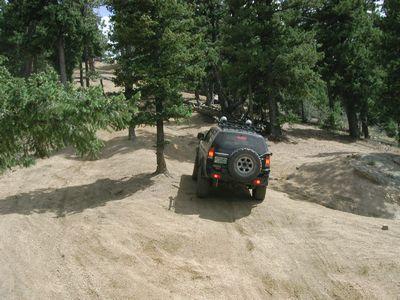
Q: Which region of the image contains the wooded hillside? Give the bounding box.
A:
[0,0,399,173]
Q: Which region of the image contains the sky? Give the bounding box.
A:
[94,6,112,36]
[94,5,111,17]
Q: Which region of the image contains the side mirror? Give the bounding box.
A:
[197,132,205,140]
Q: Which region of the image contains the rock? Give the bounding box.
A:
[350,160,388,185]
[286,174,294,180]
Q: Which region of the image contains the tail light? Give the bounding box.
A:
[212,173,221,180]
[265,155,271,168]
[253,179,262,186]
[208,147,215,159]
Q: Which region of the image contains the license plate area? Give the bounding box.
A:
[214,156,228,164]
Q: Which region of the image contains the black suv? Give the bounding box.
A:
[192,118,271,201]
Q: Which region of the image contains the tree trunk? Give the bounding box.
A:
[397,122,400,146]
[220,98,229,115]
[326,88,336,129]
[23,22,36,77]
[57,35,67,86]
[328,89,335,111]
[360,109,369,139]
[84,48,90,87]
[206,80,214,106]
[212,66,229,113]
[301,100,307,123]
[89,57,95,72]
[248,82,254,119]
[24,58,33,77]
[155,98,168,174]
[268,94,282,138]
[79,61,84,87]
[100,78,105,95]
[125,84,136,142]
[124,84,133,100]
[195,89,200,107]
[361,119,369,139]
[32,55,38,73]
[128,126,136,142]
[345,103,360,139]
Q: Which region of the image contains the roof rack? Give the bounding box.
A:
[218,117,261,134]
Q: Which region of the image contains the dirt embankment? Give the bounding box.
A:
[273,143,400,219]
[0,115,399,299]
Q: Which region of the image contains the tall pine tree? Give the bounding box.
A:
[382,0,400,143]
[109,0,203,174]
[0,0,104,85]
[316,0,382,138]
[222,0,324,137]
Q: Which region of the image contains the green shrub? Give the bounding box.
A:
[0,61,132,171]
[384,119,398,138]
[279,110,301,125]
[322,102,344,131]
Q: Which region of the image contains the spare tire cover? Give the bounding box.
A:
[228,148,261,183]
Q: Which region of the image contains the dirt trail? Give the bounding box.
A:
[0,114,400,299]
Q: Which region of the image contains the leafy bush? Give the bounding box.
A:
[279,110,301,125]
[322,102,344,131]
[0,61,132,171]
[384,119,398,138]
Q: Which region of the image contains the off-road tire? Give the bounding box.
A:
[228,148,261,183]
[196,166,210,198]
[252,186,267,202]
[192,153,199,181]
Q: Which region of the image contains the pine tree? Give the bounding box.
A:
[0,0,49,77]
[108,0,142,140]
[182,0,225,106]
[222,0,324,137]
[0,0,104,85]
[220,1,260,117]
[381,0,400,144]
[42,0,86,85]
[316,0,382,138]
[0,57,132,171]
[109,0,203,174]
[80,0,106,88]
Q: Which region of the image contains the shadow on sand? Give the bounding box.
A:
[171,175,259,223]
[0,174,154,218]
[284,127,355,143]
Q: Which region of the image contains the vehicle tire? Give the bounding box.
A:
[196,165,209,198]
[228,148,261,183]
[192,153,199,181]
[252,186,267,202]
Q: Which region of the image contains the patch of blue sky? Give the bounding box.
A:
[94,5,111,17]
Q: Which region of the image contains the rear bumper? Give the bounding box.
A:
[206,163,270,187]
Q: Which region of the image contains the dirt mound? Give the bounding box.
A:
[275,153,400,219]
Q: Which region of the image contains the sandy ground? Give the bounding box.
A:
[0,111,400,299]
[73,62,122,93]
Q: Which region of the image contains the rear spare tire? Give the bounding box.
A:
[196,166,209,198]
[228,148,261,183]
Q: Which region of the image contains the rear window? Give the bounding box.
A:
[213,132,267,155]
